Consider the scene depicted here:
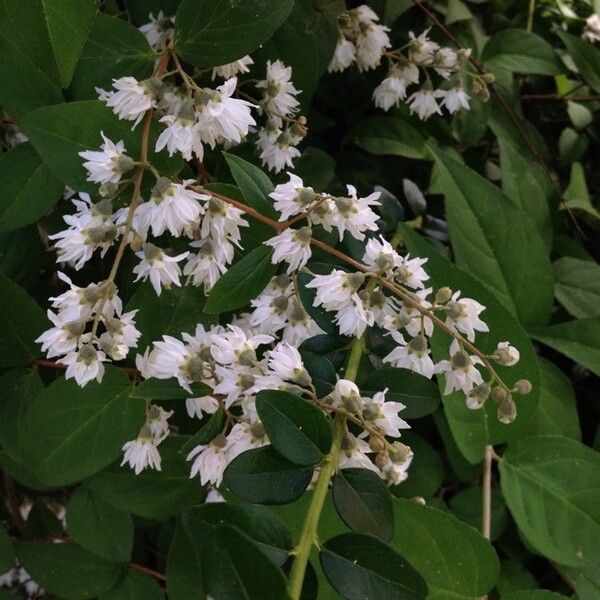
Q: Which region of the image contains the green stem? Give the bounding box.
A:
[287,334,366,600]
[526,0,535,32]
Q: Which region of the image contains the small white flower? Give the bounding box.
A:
[444,291,488,342]
[380,449,413,485]
[362,236,402,275]
[121,427,162,475]
[408,29,439,65]
[334,293,374,338]
[383,333,435,378]
[361,389,409,438]
[433,47,459,78]
[210,325,273,366]
[267,343,311,386]
[306,270,365,312]
[36,311,85,358]
[330,185,380,241]
[265,226,312,273]
[139,11,174,51]
[187,435,230,486]
[62,344,107,387]
[257,60,300,122]
[331,379,362,411]
[79,132,133,184]
[98,76,159,127]
[212,55,254,79]
[132,243,188,296]
[257,127,301,173]
[183,240,228,291]
[155,105,204,161]
[373,75,407,111]
[147,404,173,441]
[493,341,520,366]
[439,86,471,114]
[396,254,429,290]
[354,7,391,71]
[583,14,600,43]
[186,396,219,419]
[434,340,484,395]
[270,173,317,221]
[227,421,269,461]
[201,196,248,246]
[407,86,443,121]
[328,38,356,72]
[338,433,378,472]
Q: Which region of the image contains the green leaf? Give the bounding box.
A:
[124,0,179,25]
[349,116,427,160]
[127,282,216,350]
[174,0,294,66]
[223,446,313,504]
[332,469,394,542]
[448,487,508,542]
[204,245,278,314]
[66,487,134,563]
[223,152,277,219]
[16,541,124,599]
[0,525,14,573]
[320,532,427,600]
[256,390,332,466]
[70,12,157,100]
[0,272,47,367]
[86,436,204,519]
[401,226,540,463]
[293,147,336,191]
[430,147,554,326]
[99,570,165,600]
[392,498,500,599]
[0,368,44,462]
[553,257,600,319]
[532,358,580,440]
[130,378,212,400]
[561,162,600,225]
[0,0,96,88]
[21,100,182,194]
[500,435,600,569]
[558,31,600,93]
[20,366,143,486]
[361,367,440,419]
[180,409,224,455]
[502,592,571,600]
[297,267,338,335]
[482,30,564,75]
[201,524,289,600]
[0,143,64,232]
[166,523,204,600]
[529,318,600,377]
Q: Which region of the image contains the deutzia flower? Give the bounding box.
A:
[408,29,439,65]
[396,254,429,289]
[132,243,188,295]
[583,14,600,43]
[362,236,402,275]
[155,103,204,161]
[306,270,366,312]
[134,177,207,238]
[210,325,273,366]
[383,333,435,378]
[354,5,391,71]
[257,127,301,173]
[121,425,162,475]
[328,38,356,72]
[200,197,248,247]
[212,55,254,80]
[339,433,378,472]
[380,442,414,485]
[444,291,489,342]
[79,132,134,184]
[330,185,380,241]
[62,344,107,387]
[187,435,230,486]
[183,240,228,291]
[265,226,312,273]
[257,60,300,124]
[361,389,409,438]
[439,86,471,114]
[330,379,363,413]
[186,396,219,419]
[433,47,458,78]
[266,343,311,386]
[373,75,407,111]
[36,311,85,358]
[227,420,269,461]
[270,173,318,221]
[334,293,374,338]
[434,340,484,395]
[407,85,443,121]
[139,11,174,51]
[493,342,520,366]
[147,404,173,440]
[97,76,160,127]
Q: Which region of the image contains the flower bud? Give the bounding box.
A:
[99,182,119,198]
[491,385,510,404]
[466,382,490,409]
[368,435,386,453]
[389,441,412,464]
[493,342,520,366]
[477,85,491,102]
[435,287,452,304]
[412,496,426,506]
[513,379,532,395]
[482,72,496,83]
[497,396,517,424]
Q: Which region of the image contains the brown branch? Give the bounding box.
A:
[129,562,166,582]
[3,472,30,539]
[32,358,138,378]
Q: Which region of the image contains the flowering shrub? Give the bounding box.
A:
[0,1,599,599]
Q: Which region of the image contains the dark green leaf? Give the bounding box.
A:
[166,523,204,600]
[297,265,339,335]
[392,498,500,599]
[0,143,63,232]
[332,469,394,541]
[256,389,332,466]
[70,13,157,100]
[0,525,14,573]
[482,30,564,75]
[320,532,427,600]
[20,367,143,486]
[0,272,47,367]
[500,435,600,569]
[223,446,313,504]
[293,147,336,191]
[99,570,165,600]
[553,257,600,319]
[204,245,278,314]
[430,147,553,326]
[131,377,212,400]
[124,0,179,25]
[529,318,600,377]
[448,487,508,542]
[301,350,336,397]
[502,592,571,600]
[361,367,440,419]
[179,409,224,455]
[86,436,204,519]
[66,487,134,563]
[558,31,600,93]
[174,0,294,67]
[16,541,124,599]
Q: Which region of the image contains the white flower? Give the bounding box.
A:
[407,86,443,120]
[434,340,484,395]
[187,435,230,486]
[383,333,435,378]
[227,421,269,461]
[439,86,470,114]
[186,396,219,419]
[97,76,158,127]
[331,379,362,410]
[396,254,429,289]
[212,55,254,79]
[583,14,600,43]
[201,196,248,246]
[362,236,402,275]
[183,240,228,291]
[134,178,207,238]
[257,60,300,122]
[155,106,204,161]
[354,7,391,71]
[79,132,133,184]
[373,75,407,111]
[270,173,317,221]
[334,293,374,338]
[408,29,439,65]
[306,270,365,311]
[211,325,273,366]
[433,47,458,78]
[132,243,188,295]
[36,311,85,358]
[493,341,520,366]
[121,427,162,475]
[380,449,413,485]
[444,291,488,342]
[328,38,356,72]
[361,389,409,438]
[257,127,301,173]
[338,433,378,472]
[267,343,311,385]
[139,11,174,51]
[330,185,380,241]
[195,77,256,146]
[282,298,324,345]
[62,344,107,387]
[147,404,173,441]
[265,226,312,273]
